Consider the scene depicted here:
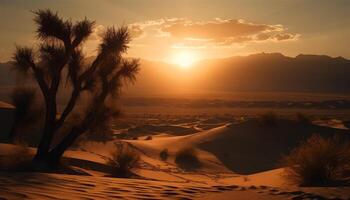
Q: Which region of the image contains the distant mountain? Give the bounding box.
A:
[214,53,350,92]
[1,53,350,99]
[126,53,350,95]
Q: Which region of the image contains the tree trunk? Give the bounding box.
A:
[35,84,108,167]
[47,110,96,166]
[48,127,82,167]
[34,98,57,161]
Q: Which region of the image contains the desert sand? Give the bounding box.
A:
[1,102,350,199]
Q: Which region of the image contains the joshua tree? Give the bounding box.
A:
[12,9,139,167]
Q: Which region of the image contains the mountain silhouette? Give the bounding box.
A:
[129,53,350,95]
[1,53,350,98]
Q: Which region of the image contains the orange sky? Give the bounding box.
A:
[0,0,349,63]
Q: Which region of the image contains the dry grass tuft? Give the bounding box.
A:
[0,143,32,171]
[107,142,140,177]
[295,112,312,125]
[258,111,279,126]
[175,147,201,171]
[159,148,169,161]
[145,135,152,140]
[282,134,350,186]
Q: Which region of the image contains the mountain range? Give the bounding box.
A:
[1,53,350,99]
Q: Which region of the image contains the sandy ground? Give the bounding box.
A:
[0,171,336,200]
[0,102,350,199]
[0,171,223,200]
[1,161,349,200]
[1,142,349,199]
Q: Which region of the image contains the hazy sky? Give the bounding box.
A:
[0,0,349,62]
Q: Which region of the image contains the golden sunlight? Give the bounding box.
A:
[172,50,198,69]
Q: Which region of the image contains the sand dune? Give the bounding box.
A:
[122,124,199,138]
[1,102,350,199]
[0,170,329,200]
[1,142,349,200]
[196,119,350,174]
[0,171,227,200]
[129,119,350,174]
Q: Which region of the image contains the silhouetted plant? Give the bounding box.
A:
[132,136,138,140]
[175,147,201,171]
[12,9,139,168]
[344,120,350,129]
[258,111,278,126]
[159,148,169,161]
[8,87,43,142]
[295,112,312,125]
[282,134,350,186]
[0,142,32,171]
[145,135,152,140]
[107,142,140,177]
[51,112,83,147]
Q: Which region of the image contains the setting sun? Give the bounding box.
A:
[172,51,198,69]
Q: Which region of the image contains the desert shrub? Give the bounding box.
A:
[344,121,350,129]
[159,148,169,161]
[9,87,43,143]
[119,132,127,139]
[282,134,350,186]
[145,135,152,140]
[295,112,312,125]
[175,147,201,171]
[0,143,32,171]
[107,143,140,177]
[258,111,278,126]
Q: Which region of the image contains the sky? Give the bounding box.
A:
[0,0,349,63]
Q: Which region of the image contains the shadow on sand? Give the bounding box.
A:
[199,119,350,174]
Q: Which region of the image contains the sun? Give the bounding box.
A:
[172,51,198,69]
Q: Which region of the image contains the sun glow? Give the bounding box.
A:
[172,51,198,69]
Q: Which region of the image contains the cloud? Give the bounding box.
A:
[89,24,145,41]
[129,24,144,38]
[89,25,106,41]
[130,18,299,48]
[162,19,277,38]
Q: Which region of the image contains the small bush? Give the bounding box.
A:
[0,143,32,171]
[258,111,278,126]
[9,87,43,142]
[344,121,350,129]
[282,134,350,186]
[175,147,201,171]
[107,143,140,177]
[145,135,152,140]
[295,113,312,125]
[159,148,169,161]
[132,136,138,140]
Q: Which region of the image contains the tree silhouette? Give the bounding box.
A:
[12,9,139,167]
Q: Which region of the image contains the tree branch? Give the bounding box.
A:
[31,65,50,99]
[49,77,110,159]
[54,88,79,130]
[78,53,103,83]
